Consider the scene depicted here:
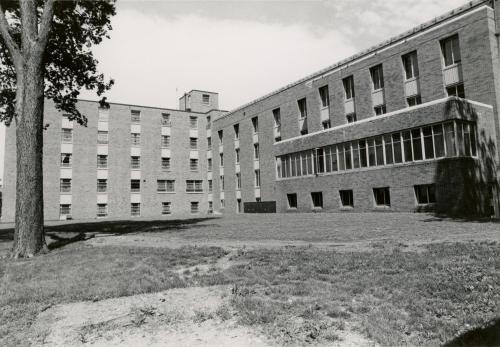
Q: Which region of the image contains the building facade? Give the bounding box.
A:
[1,0,500,222]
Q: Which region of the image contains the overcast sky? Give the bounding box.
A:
[0,0,471,181]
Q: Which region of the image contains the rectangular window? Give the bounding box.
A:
[423,126,434,159]
[407,95,422,107]
[317,148,325,173]
[97,155,107,169]
[444,122,456,157]
[61,129,73,143]
[162,202,171,215]
[208,201,213,213]
[433,124,445,158]
[166,180,175,192]
[252,117,258,133]
[131,203,140,216]
[403,131,413,162]
[319,85,330,108]
[97,179,107,193]
[346,113,357,123]
[344,144,352,170]
[220,175,225,190]
[97,204,108,217]
[374,105,386,116]
[343,76,355,99]
[61,153,72,168]
[273,108,281,127]
[237,199,242,213]
[339,190,354,207]
[60,204,71,217]
[97,131,108,144]
[287,193,297,209]
[375,137,384,166]
[190,202,199,214]
[190,137,198,149]
[325,146,332,172]
[446,83,465,98]
[161,135,170,148]
[131,179,140,192]
[131,110,140,123]
[311,192,323,209]
[60,178,71,193]
[157,180,168,192]
[207,137,212,148]
[131,156,140,169]
[373,187,391,207]
[219,153,224,167]
[415,184,436,205]
[352,142,360,169]
[254,169,261,187]
[368,139,376,166]
[370,64,384,90]
[202,94,210,104]
[161,113,171,126]
[161,157,171,171]
[236,172,241,189]
[218,130,223,144]
[186,180,203,193]
[402,51,419,80]
[190,159,199,171]
[208,180,213,192]
[322,121,331,130]
[384,135,393,165]
[254,143,259,160]
[392,133,403,163]
[131,133,141,146]
[235,148,240,164]
[298,98,307,118]
[234,124,239,139]
[412,129,423,161]
[441,35,461,67]
[207,158,212,171]
[189,116,198,129]
[206,116,211,130]
[359,141,367,167]
[220,199,225,209]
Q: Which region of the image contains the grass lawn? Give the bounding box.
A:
[0,213,499,346]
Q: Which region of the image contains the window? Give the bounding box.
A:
[186,180,203,193]
[311,192,323,209]
[236,172,241,190]
[131,133,141,146]
[162,202,171,215]
[287,193,297,209]
[256,197,261,202]
[373,187,390,207]
[161,157,171,171]
[190,159,199,171]
[131,203,140,216]
[218,130,223,144]
[97,179,107,193]
[346,114,357,123]
[207,137,212,148]
[414,184,436,205]
[60,204,71,217]
[219,153,224,167]
[131,180,140,192]
[97,204,108,217]
[322,121,331,130]
[157,180,171,192]
[273,108,281,127]
[60,179,71,193]
[208,201,213,213]
[370,65,384,90]
[254,144,259,160]
[441,35,461,67]
[208,180,213,192]
[131,110,140,123]
[220,199,225,209]
[319,85,329,108]
[202,94,210,104]
[252,117,258,133]
[237,199,242,213]
[97,155,107,169]
[161,113,171,126]
[220,175,225,190]
[131,156,140,169]
[61,129,73,143]
[207,158,212,171]
[61,153,72,168]
[189,116,198,129]
[234,124,239,139]
[254,169,261,187]
[402,51,419,80]
[206,116,211,130]
[298,98,307,118]
[167,180,175,192]
[190,137,198,149]
[339,190,354,207]
[446,84,465,98]
[374,105,386,116]
[343,76,355,99]
[161,135,170,148]
[407,95,422,107]
[97,131,108,144]
[235,148,240,164]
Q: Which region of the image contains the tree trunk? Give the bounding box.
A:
[11,60,47,258]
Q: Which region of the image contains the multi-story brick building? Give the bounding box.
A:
[211,0,500,217]
[1,0,500,221]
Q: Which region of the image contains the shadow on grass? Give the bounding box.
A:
[0,217,219,250]
[422,215,500,223]
[443,318,500,347]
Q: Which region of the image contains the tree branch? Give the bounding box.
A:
[37,0,55,50]
[0,2,21,66]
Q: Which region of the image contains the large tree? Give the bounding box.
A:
[0,0,115,258]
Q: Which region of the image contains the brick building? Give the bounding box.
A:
[1,0,500,221]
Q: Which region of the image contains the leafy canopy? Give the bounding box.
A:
[0,0,115,126]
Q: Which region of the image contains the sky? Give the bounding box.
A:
[0,0,472,182]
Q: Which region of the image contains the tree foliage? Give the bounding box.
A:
[0,0,115,126]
